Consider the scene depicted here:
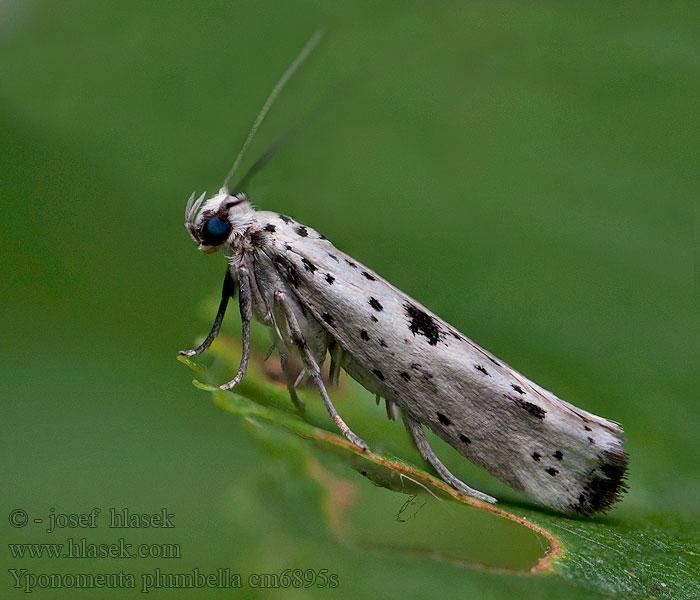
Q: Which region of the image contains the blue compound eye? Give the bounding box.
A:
[202,217,231,246]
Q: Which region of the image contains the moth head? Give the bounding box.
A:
[184,188,254,253]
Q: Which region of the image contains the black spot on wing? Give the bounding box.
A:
[553,450,563,460]
[321,313,334,326]
[601,463,625,481]
[263,223,276,232]
[459,434,471,445]
[274,257,300,286]
[279,214,292,224]
[570,447,629,515]
[399,372,410,381]
[361,271,376,281]
[328,253,339,262]
[345,259,357,268]
[545,467,558,477]
[475,364,490,376]
[504,393,546,419]
[532,452,541,461]
[325,273,335,284]
[370,315,378,322]
[436,412,451,426]
[584,425,592,431]
[295,226,308,237]
[360,330,370,341]
[404,302,443,346]
[301,258,317,273]
[372,369,385,381]
[511,384,526,395]
[369,297,383,311]
[249,230,266,246]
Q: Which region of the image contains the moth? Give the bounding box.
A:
[181,32,628,515]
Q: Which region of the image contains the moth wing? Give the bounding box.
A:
[254,212,628,514]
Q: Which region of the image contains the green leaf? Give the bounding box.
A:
[182,338,699,599]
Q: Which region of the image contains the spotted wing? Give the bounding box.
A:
[252,211,628,515]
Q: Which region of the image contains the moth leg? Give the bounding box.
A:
[276,339,305,410]
[328,341,342,389]
[402,413,496,504]
[385,399,398,421]
[220,267,252,391]
[275,291,368,451]
[295,369,311,388]
[180,268,236,357]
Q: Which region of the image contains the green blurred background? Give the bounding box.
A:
[2,1,698,598]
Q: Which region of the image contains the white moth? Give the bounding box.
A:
[181,32,628,515]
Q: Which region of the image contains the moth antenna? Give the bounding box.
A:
[231,130,289,195]
[232,84,340,195]
[221,29,325,193]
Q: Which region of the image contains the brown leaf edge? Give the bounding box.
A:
[187,372,563,576]
[308,429,561,575]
